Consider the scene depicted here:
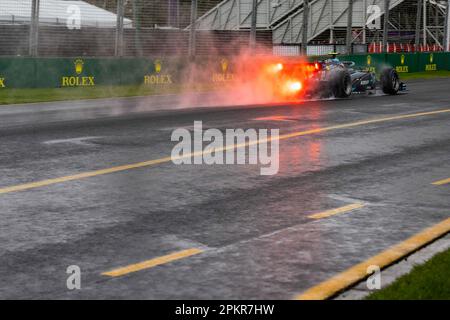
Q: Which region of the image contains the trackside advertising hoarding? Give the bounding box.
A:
[0,57,183,89]
[330,52,449,74]
[0,53,449,89]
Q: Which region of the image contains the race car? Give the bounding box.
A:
[316,53,406,98]
[265,53,406,99]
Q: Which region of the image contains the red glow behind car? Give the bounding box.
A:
[231,55,321,103]
[263,60,321,99]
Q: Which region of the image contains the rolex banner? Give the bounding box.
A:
[0,57,185,89]
[36,58,156,88]
[0,53,449,89]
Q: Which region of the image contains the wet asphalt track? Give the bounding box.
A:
[0,78,449,299]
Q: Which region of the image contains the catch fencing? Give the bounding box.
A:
[0,0,272,57]
[0,0,449,58]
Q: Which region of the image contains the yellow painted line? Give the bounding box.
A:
[102,248,203,277]
[308,203,365,219]
[252,116,296,122]
[432,177,450,186]
[0,156,173,194]
[1,108,450,195]
[295,216,450,300]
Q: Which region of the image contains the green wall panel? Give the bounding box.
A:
[1,53,449,89]
[0,58,36,88]
[417,52,447,72]
[385,53,419,73]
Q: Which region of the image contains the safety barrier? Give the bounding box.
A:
[0,52,449,89]
[325,52,450,74]
[0,57,231,89]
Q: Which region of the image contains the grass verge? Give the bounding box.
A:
[366,247,450,299]
[399,70,450,80]
[0,83,218,105]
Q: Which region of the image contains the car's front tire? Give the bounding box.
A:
[381,68,400,95]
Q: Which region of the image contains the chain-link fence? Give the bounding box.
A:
[0,0,449,57]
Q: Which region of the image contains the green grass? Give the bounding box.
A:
[0,83,218,105]
[366,247,450,300]
[399,70,450,80]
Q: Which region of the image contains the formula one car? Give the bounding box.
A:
[266,53,406,100]
[312,53,406,98]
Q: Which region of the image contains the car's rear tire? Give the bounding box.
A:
[332,71,352,98]
[381,68,400,95]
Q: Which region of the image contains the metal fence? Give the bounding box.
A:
[0,0,449,57]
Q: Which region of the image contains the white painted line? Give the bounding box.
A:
[381,103,408,107]
[43,136,102,146]
[327,194,365,204]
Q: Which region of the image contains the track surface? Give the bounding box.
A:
[0,79,449,299]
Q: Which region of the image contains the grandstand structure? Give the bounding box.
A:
[194,0,448,47]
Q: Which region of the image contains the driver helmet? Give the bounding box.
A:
[327,52,340,64]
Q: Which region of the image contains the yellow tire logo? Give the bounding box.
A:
[367,55,371,66]
[430,53,434,64]
[400,54,405,65]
